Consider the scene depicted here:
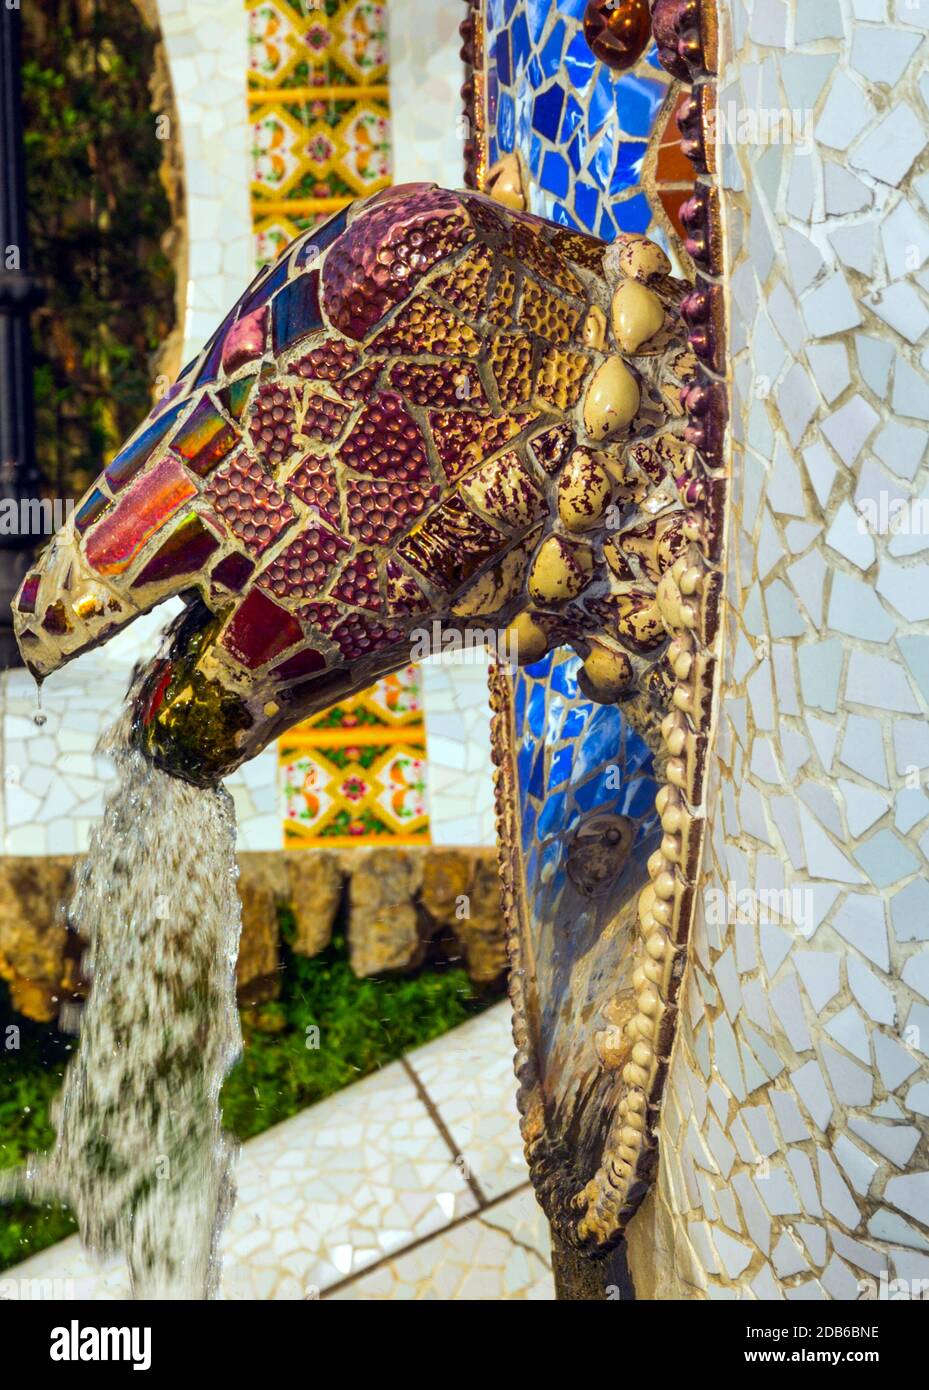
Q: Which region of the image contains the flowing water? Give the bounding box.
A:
[1,716,243,1299]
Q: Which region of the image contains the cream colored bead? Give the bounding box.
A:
[582,357,641,442]
[485,153,525,211]
[617,235,671,281]
[528,536,593,602]
[581,643,634,702]
[610,278,666,353]
[557,450,612,530]
[582,304,608,350]
[504,611,549,665]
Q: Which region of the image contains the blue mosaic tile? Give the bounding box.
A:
[575,179,599,230]
[496,29,512,86]
[550,655,581,698]
[540,19,567,76]
[564,29,597,89]
[614,192,653,233]
[527,682,546,739]
[512,10,531,69]
[498,90,515,151]
[611,140,648,196]
[541,149,570,198]
[560,91,584,142]
[549,743,575,789]
[527,0,550,44]
[616,75,667,137]
[533,84,565,141]
[557,0,588,21]
[538,790,568,838]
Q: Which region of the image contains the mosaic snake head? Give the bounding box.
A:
[12,182,706,788]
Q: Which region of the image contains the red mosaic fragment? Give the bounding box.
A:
[329,549,380,611]
[299,390,350,444]
[171,394,239,477]
[340,392,431,484]
[271,646,327,681]
[292,338,359,384]
[257,525,350,599]
[221,304,268,374]
[203,453,296,555]
[210,550,255,593]
[387,361,485,408]
[345,476,434,545]
[340,363,381,402]
[131,513,221,589]
[299,601,341,636]
[322,188,471,340]
[284,453,340,526]
[85,456,197,577]
[247,379,297,471]
[397,495,506,593]
[221,587,303,669]
[42,601,71,635]
[328,612,404,661]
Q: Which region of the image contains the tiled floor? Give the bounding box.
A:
[3,1004,555,1301]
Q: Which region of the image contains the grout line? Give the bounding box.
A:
[319,1182,535,1299]
[399,1057,489,1210]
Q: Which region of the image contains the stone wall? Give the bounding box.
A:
[0,847,505,1024]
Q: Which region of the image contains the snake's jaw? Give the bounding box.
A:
[12,519,148,681]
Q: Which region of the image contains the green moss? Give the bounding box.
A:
[0,914,495,1271]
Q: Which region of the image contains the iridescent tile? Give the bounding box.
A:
[218,373,258,423]
[17,573,40,614]
[292,206,350,271]
[74,487,111,534]
[171,395,240,477]
[104,399,186,493]
[240,259,289,317]
[272,270,323,354]
[85,456,196,577]
[131,513,220,589]
[222,306,268,375]
[220,586,303,669]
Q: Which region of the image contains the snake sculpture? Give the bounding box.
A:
[12,0,728,1298]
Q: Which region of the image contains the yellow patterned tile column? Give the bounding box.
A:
[244,1,430,845]
[246,0,391,262]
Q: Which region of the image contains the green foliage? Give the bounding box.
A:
[0,919,494,1271]
[22,0,176,502]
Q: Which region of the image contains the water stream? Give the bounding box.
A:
[1,716,243,1299]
